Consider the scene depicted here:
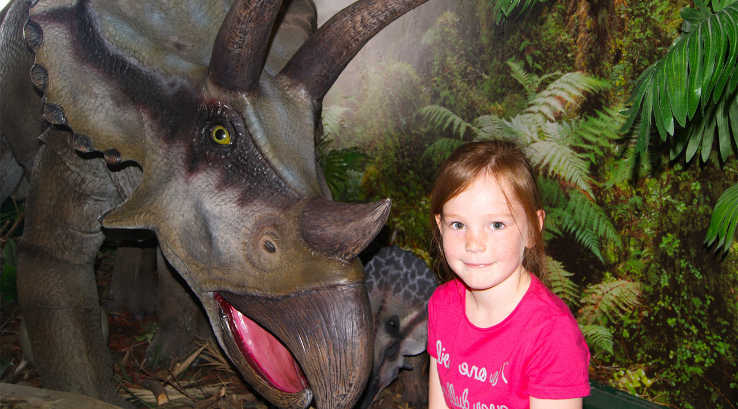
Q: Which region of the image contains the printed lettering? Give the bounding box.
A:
[444,382,470,409]
[436,340,450,368]
[458,361,488,382]
[488,361,509,386]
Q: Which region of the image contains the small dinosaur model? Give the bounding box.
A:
[360,246,437,408]
[0,0,428,408]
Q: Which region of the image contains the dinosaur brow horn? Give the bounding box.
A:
[280,0,428,101]
[210,0,285,91]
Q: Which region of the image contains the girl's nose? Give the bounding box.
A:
[465,229,486,253]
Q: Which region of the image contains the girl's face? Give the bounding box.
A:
[435,172,543,292]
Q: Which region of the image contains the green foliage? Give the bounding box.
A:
[621,1,738,253]
[705,182,738,251]
[540,255,579,306]
[352,127,437,254]
[487,0,549,24]
[611,367,656,397]
[622,2,738,163]
[603,162,738,407]
[578,278,641,325]
[419,63,620,260]
[580,324,614,356]
[318,106,370,201]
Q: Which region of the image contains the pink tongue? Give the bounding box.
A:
[216,295,306,393]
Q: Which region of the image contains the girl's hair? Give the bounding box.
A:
[430,140,544,282]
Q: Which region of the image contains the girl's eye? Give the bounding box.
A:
[210,125,232,145]
[450,221,464,230]
[491,221,505,230]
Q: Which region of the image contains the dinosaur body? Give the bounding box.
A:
[361,246,437,408]
[0,1,427,408]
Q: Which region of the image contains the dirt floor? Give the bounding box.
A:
[0,303,425,409]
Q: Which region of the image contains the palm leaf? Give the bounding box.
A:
[489,0,549,23]
[579,279,641,325]
[705,182,738,252]
[579,324,614,355]
[623,3,738,162]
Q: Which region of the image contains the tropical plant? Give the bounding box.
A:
[419,60,620,259]
[621,0,738,253]
[318,105,370,202]
[419,61,637,356]
[487,0,549,23]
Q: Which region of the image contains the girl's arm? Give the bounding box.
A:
[530,397,583,409]
[428,357,450,409]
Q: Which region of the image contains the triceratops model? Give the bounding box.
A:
[360,246,437,408]
[0,0,427,408]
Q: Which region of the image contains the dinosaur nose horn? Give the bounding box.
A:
[300,198,391,261]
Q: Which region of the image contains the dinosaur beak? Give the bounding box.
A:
[219,281,373,409]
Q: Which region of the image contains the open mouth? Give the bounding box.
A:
[214,293,307,393]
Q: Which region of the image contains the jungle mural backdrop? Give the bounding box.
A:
[319,0,738,407]
[1,0,737,408]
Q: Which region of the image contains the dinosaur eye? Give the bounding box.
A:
[263,240,276,253]
[385,315,400,336]
[210,125,231,145]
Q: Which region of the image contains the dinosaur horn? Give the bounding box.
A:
[301,198,391,261]
[280,0,428,100]
[209,0,285,91]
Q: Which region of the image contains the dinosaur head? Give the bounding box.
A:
[25,0,427,408]
[360,246,437,408]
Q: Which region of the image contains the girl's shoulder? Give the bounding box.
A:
[521,275,578,323]
[429,279,464,308]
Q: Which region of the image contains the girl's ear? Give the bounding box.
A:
[435,214,442,230]
[536,209,545,232]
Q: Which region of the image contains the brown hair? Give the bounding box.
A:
[430,140,544,282]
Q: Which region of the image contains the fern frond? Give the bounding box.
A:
[502,114,542,145]
[563,192,620,243]
[579,279,641,325]
[541,256,579,306]
[571,105,625,160]
[421,137,465,168]
[525,138,593,196]
[526,72,610,120]
[473,114,505,140]
[418,105,476,138]
[537,176,568,208]
[705,182,738,252]
[506,59,541,99]
[579,324,614,355]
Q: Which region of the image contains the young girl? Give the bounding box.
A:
[427,140,590,409]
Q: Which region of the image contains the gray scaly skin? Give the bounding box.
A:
[360,246,438,409]
[0,1,428,408]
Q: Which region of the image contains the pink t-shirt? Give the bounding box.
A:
[427,275,590,409]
